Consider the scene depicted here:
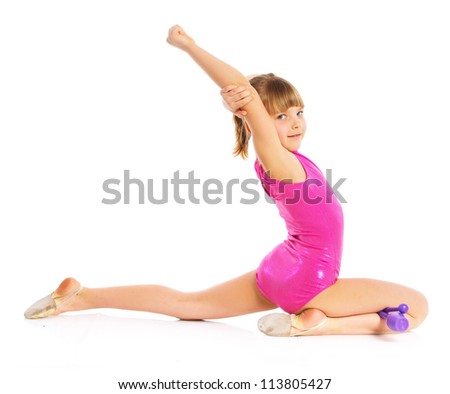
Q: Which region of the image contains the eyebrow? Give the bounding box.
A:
[274,106,304,114]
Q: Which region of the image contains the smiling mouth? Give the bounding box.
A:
[288,134,302,138]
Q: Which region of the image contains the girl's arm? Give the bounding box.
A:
[167,25,302,181]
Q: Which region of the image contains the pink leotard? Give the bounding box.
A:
[255,151,344,314]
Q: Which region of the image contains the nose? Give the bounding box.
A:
[291,118,301,129]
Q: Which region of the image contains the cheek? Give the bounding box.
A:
[275,124,288,139]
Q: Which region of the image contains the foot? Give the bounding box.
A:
[24,277,84,319]
[258,309,327,337]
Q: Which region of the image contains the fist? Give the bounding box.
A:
[167,25,195,51]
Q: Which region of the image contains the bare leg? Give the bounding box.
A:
[37,271,277,320]
[296,278,429,335]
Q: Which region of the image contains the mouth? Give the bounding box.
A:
[288,133,302,138]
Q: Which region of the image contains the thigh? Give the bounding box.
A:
[298,278,428,320]
[189,270,278,319]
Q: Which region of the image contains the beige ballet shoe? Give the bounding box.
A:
[24,285,83,319]
[258,309,327,337]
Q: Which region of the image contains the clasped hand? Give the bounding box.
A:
[220,85,254,118]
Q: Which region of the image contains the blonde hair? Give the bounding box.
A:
[233,73,304,159]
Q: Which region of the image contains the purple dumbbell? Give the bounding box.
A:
[377,304,409,332]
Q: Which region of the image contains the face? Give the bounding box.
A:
[272,106,306,152]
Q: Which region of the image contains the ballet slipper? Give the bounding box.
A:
[289,311,327,336]
[24,285,83,319]
[258,310,327,337]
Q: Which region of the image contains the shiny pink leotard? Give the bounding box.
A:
[255,151,344,314]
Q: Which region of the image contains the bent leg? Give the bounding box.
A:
[298,278,429,335]
[36,271,277,320]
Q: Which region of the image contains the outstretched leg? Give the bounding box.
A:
[25,271,277,320]
[296,278,429,335]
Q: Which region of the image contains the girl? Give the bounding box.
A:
[24,26,428,336]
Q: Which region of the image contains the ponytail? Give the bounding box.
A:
[232,115,251,159]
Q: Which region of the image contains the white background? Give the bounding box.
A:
[1,0,449,393]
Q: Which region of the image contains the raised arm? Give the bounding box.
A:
[167,26,248,89]
[166,25,303,182]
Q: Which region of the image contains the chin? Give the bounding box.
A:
[284,140,302,152]
[291,142,302,151]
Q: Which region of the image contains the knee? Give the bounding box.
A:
[409,290,429,329]
[172,291,204,320]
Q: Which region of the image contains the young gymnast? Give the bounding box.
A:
[24,26,428,336]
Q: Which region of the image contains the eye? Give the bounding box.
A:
[276,114,286,120]
[297,110,304,117]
